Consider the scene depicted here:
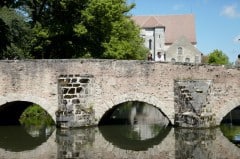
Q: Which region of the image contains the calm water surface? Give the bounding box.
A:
[0,124,240,159]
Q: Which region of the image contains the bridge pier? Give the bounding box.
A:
[174,80,216,128]
[56,74,96,128]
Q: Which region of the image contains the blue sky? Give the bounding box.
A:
[127,0,240,62]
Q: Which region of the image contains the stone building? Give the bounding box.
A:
[131,14,202,63]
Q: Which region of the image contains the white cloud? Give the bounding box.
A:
[221,4,240,18]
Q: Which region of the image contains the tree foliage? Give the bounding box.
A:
[80,0,147,59]
[0,7,32,59]
[0,0,147,59]
[0,18,10,55]
[207,49,229,65]
[19,104,54,126]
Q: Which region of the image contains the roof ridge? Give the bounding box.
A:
[153,16,163,27]
[143,16,164,28]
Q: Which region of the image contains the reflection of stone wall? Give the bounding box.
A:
[56,127,176,159]
[55,126,240,159]
[56,74,96,128]
[175,128,216,159]
[56,129,95,159]
[174,80,216,128]
[1,126,240,159]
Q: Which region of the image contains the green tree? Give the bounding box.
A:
[0,7,32,59]
[80,0,147,59]
[0,18,10,55]
[0,0,147,59]
[207,49,229,65]
[10,0,147,59]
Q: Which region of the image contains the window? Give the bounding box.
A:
[185,58,190,63]
[149,39,152,50]
[177,47,183,55]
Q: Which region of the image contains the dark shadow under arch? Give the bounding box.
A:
[0,101,33,125]
[221,106,240,125]
[99,104,128,125]
[0,101,55,126]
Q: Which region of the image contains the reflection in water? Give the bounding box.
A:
[0,125,55,152]
[56,126,175,158]
[221,124,240,147]
[99,125,171,151]
[175,128,217,159]
[55,126,240,159]
[0,126,240,158]
[56,128,95,159]
[24,125,55,138]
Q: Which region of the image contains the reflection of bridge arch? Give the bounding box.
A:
[0,126,54,152]
[95,92,174,125]
[214,128,240,158]
[99,125,171,151]
[0,130,57,159]
[215,98,240,125]
[0,93,57,122]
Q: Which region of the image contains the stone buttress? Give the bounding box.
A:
[56,74,96,128]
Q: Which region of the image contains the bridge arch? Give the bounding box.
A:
[95,92,174,125]
[0,93,57,123]
[215,97,240,125]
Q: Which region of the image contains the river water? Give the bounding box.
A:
[0,124,240,159]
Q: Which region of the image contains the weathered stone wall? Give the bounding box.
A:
[174,80,215,128]
[56,74,95,128]
[0,59,239,127]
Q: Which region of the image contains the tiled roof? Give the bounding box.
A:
[141,16,164,28]
[131,14,196,44]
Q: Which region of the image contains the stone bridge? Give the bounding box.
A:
[0,59,239,128]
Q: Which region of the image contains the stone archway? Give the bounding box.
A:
[95,92,175,125]
[215,98,240,125]
[0,93,57,123]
